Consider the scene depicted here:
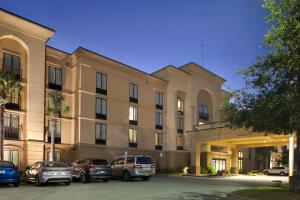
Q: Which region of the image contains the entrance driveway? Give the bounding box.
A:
[0,175,288,200]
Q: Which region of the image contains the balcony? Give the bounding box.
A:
[176,146,183,150]
[96,113,107,120]
[129,97,138,103]
[199,112,209,121]
[48,82,62,91]
[5,102,20,111]
[47,137,61,144]
[156,104,163,110]
[177,129,184,134]
[129,142,137,148]
[129,120,138,125]
[96,88,107,95]
[4,127,19,140]
[156,124,163,130]
[155,145,163,150]
[96,139,106,145]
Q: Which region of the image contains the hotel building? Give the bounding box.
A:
[0,9,271,174]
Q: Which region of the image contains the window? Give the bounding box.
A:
[95,123,106,145]
[199,104,209,121]
[128,128,137,148]
[177,98,184,113]
[96,72,107,95]
[177,115,184,133]
[155,133,163,150]
[5,90,20,110]
[155,112,163,130]
[4,150,19,166]
[129,105,138,125]
[48,66,62,90]
[48,120,61,144]
[129,83,138,103]
[3,52,21,79]
[4,113,19,139]
[96,97,107,120]
[156,92,163,109]
[176,136,184,150]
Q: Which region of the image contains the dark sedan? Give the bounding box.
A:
[71,159,111,183]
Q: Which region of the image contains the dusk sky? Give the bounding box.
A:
[1,0,269,89]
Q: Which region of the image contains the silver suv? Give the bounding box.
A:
[110,155,155,181]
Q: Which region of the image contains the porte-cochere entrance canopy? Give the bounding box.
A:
[185,122,295,175]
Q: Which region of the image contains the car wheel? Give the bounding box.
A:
[24,175,30,184]
[264,171,269,175]
[65,181,71,185]
[35,176,42,187]
[80,172,89,183]
[280,172,285,176]
[102,178,110,182]
[13,181,20,187]
[123,171,132,182]
[142,176,150,181]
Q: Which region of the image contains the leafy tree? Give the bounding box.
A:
[222,0,300,190]
[46,91,69,161]
[0,70,22,160]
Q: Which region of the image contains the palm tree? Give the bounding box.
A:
[0,70,22,160]
[46,91,69,161]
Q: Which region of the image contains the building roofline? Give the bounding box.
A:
[73,47,168,83]
[46,45,71,55]
[0,8,55,32]
[152,65,191,76]
[179,62,226,82]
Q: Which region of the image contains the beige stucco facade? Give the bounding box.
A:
[1,9,288,173]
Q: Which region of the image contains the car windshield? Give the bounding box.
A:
[136,156,153,164]
[43,162,65,167]
[91,159,108,165]
[0,161,14,167]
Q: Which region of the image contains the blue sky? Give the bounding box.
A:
[1,0,269,89]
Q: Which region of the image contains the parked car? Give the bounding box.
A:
[25,161,72,186]
[263,166,288,176]
[110,155,155,181]
[71,159,111,183]
[0,161,20,187]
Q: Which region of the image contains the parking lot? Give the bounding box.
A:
[0,175,288,200]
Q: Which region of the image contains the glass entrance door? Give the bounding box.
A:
[211,159,226,171]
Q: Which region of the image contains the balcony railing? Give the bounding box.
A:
[5,102,20,111]
[4,127,19,140]
[156,124,163,130]
[96,88,107,95]
[96,113,107,120]
[48,83,62,91]
[47,136,61,144]
[129,97,138,103]
[129,120,138,125]
[96,139,106,145]
[2,65,21,80]
[129,142,137,148]
[155,145,163,150]
[199,112,209,121]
